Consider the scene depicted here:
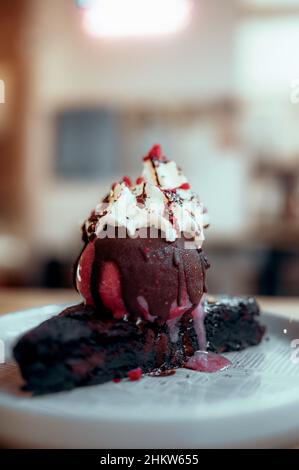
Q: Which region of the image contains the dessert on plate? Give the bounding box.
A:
[13,145,265,394]
[76,143,209,323]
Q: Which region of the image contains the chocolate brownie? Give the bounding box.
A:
[13,297,265,395]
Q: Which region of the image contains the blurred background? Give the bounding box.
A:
[1,0,299,296]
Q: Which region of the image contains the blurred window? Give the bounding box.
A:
[55,109,123,180]
[237,2,299,96]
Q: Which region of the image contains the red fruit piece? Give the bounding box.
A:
[113,378,122,383]
[123,176,132,187]
[136,177,145,185]
[166,182,191,192]
[99,261,127,319]
[76,241,96,306]
[143,144,166,162]
[179,183,191,190]
[127,368,143,381]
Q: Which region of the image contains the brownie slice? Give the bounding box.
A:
[204,297,266,353]
[13,304,198,395]
[13,297,265,395]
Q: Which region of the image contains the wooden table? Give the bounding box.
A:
[1,289,299,449]
[0,289,80,315]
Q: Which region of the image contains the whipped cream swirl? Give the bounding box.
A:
[84,145,208,248]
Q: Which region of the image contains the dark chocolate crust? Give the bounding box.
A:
[76,233,210,322]
[13,297,265,395]
[204,297,266,353]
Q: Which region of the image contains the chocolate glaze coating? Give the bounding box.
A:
[75,230,210,323]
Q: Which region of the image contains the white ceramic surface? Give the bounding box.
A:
[0,305,299,448]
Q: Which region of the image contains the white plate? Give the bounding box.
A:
[0,305,299,449]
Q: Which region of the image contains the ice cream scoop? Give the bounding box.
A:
[75,145,209,323]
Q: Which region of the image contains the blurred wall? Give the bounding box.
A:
[24,0,239,254]
[0,1,30,285]
[2,0,298,295]
[29,0,237,104]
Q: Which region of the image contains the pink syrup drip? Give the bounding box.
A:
[136,296,157,322]
[192,301,207,351]
[169,298,192,321]
[167,284,193,342]
[168,284,192,321]
[185,351,231,373]
[167,317,180,343]
[187,299,232,373]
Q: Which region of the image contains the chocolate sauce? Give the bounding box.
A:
[76,230,209,322]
